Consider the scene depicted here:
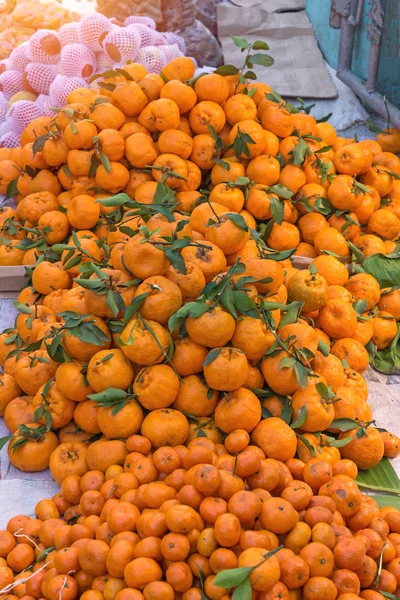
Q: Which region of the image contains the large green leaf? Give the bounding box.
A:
[372,324,400,374]
[369,494,400,509]
[363,251,400,288]
[356,458,400,493]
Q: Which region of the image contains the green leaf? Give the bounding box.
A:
[6,177,19,199]
[123,292,149,325]
[95,193,131,207]
[115,67,134,80]
[243,71,257,82]
[267,184,293,199]
[89,153,99,178]
[372,324,400,374]
[270,197,284,225]
[106,290,120,318]
[266,90,283,104]
[252,40,269,50]
[32,134,47,155]
[279,356,297,369]
[214,65,239,76]
[315,382,331,400]
[168,300,209,333]
[353,299,368,316]
[292,139,310,166]
[356,457,400,491]
[315,145,333,154]
[318,339,330,357]
[369,494,400,510]
[226,213,249,231]
[232,291,258,315]
[12,301,33,314]
[203,348,223,367]
[281,401,292,424]
[363,253,400,288]
[294,361,308,389]
[291,405,308,429]
[316,113,333,123]
[327,436,352,448]
[89,388,128,402]
[231,35,250,49]
[296,433,317,457]
[0,435,13,451]
[214,567,251,588]
[99,152,111,174]
[249,53,274,67]
[232,577,252,600]
[329,418,358,432]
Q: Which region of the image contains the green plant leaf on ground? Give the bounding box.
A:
[356,458,400,493]
[372,324,400,374]
[363,251,400,288]
[368,494,400,510]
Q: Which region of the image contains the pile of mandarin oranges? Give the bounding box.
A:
[0,53,400,600]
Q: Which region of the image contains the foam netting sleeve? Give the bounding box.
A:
[0,95,8,122]
[134,46,167,73]
[124,15,157,30]
[58,22,80,48]
[124,23,160,47]
[27,30,61,65]
[162,31,186,54]
[0,131,21,147]
[23,63,57,95]
[49,74,87,107]
[60,43,97,80]
[8,43,30,73]
[102,26,141,63]
[94,50,116,72]
[0,70,24,99]
[162,43,186,63]
[8,100,42,133]
[78,13,113,53]
[35,93,56,117]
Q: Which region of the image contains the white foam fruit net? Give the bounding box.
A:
[28,30,61,65]
[163,44,186,63]
[35,94,56,117]
[49,74,87,107]
[23,63,57,95]
[103,27,141,64]
[8,43,30,73]
[0,131,21,147]
[78,14,113,53]
[60,44,97,79]
[135,47,167,73]
[58,22,80,48]
[8,100,42,133]
[0,14,187,141]
[125,24,159,48]
[0,71,24,100]
[124,16,156,30]
[163,32,186,54]
[95,51,115,72]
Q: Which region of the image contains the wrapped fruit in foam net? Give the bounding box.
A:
[0,11,187,141]
[77,13,113,53]
[7,40,30,72]
[27,29,61,64]
[60,43,97,79]
[7,98,41,132]
[22,62,57,95]
[57,21,80,48]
